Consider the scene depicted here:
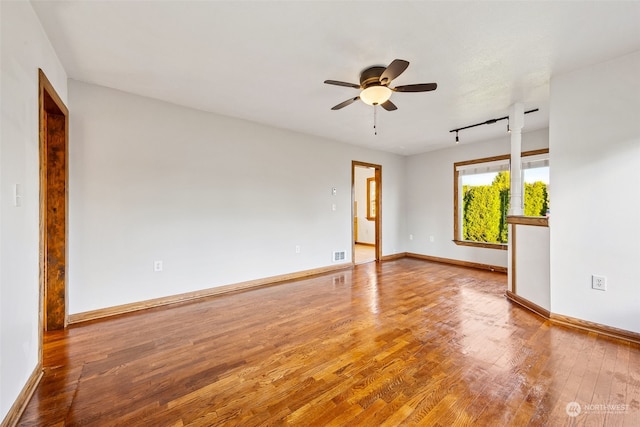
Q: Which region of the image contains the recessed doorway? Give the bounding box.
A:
[352,161,381,264]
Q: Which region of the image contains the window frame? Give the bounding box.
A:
[453,149,549,250]
[366,176,376,221]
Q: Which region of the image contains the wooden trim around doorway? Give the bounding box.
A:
[352,161,382,263]
[39,70,69,333]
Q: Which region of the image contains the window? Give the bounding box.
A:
[366,177,376,220]
[453,149,549,249]
[522,154,550,217]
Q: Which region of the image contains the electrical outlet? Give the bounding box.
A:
[154,260,163,272]
[592,275,606,291]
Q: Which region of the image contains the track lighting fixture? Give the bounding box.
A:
[450,108,538,143]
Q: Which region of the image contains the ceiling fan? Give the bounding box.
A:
[324,59,437,111]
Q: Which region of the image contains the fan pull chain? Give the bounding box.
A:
[373,105,378,136]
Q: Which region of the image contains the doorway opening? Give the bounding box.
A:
[39,69,68,335]
[352,161,381,264]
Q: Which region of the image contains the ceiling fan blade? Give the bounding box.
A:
[381,100,397,111]
[324,80,361,89]
[379,59,409,85]
[331,96,360,110]
[393,83,437,92]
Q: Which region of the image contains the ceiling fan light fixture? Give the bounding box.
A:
[360,85,392,106]
[324,59,437,111]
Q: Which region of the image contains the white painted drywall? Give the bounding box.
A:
[549,51,640,333]
[68,80,406,314]
[0,1,67,421]
[405,128,549,268]
[515,225,550,311]
[354,166,375,244]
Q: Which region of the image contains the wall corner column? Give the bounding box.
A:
[508,103,524,216]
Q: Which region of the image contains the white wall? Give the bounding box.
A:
[514,225,550,311]
[68,80,406,314]
[0,1,68,421]
[549,51,640,333]
[405,128,549,268]
[354,166,375,244]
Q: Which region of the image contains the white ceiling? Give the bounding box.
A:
[31,1,640,155]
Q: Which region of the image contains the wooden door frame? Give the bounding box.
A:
[39,68,69,348]
[352,161,382,263]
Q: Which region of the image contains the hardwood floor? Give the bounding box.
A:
[19,259,640,426]
[354,243,375,264]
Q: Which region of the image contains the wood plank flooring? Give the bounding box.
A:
[18,259,640,426]
[354,243,375,264]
